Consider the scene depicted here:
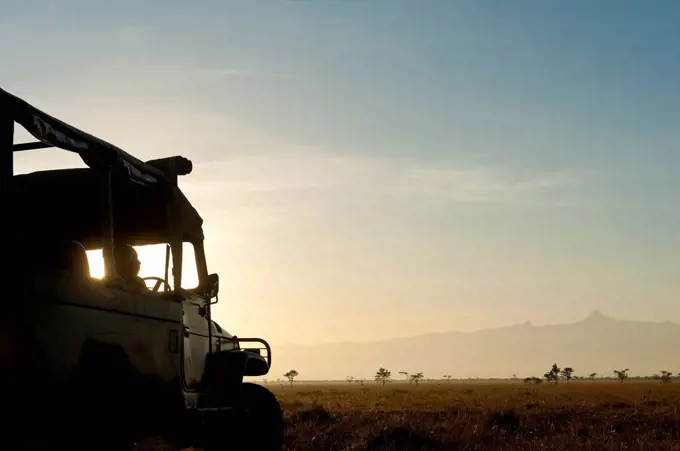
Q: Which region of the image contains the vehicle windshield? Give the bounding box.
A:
[86,242,199,291]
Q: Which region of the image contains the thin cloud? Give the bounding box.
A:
[183,152,588,210]
[94,62,258,82]
[177,153,590,238]
[193,68,255,78]
[395,165,586,206]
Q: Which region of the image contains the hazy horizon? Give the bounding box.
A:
[270,308,672,346]
[4,1,678,356]
[269,309,680,381]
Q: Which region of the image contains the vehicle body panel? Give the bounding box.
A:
[0,87,277,449]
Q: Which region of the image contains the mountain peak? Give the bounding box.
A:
[583,309,608,322]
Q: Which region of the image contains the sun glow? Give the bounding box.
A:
[86,243,199,289]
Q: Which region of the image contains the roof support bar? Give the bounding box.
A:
[0,92,14,201]
[102,169,116,279]
[13,142,52,152]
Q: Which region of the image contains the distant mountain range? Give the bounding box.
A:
[267,310,680,381]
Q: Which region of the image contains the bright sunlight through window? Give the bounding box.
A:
[86,243,199,290]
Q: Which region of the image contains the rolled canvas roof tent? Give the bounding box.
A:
[0,87,175,185]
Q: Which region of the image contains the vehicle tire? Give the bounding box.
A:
[204,382,284,451]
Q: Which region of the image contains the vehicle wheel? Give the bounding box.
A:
[204,382,284,451]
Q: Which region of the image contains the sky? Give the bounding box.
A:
[3,0,679,346]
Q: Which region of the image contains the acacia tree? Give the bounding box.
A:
[443,374,453,384]
[346,376,354,384]
[544,363,560,384]
[660,370,673,383]
[399,371,410,383]
[410,372,424,386]
[561,367,574,383]
[284,369,299,388]
[375,367,392,386]
[613,368,629,383]
[588,372,597,383]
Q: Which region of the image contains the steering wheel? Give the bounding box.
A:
[142,276,171,293]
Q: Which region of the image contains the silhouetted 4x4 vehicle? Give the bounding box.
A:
[0,88,283,450]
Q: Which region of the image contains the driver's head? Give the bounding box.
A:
[113,244,141,279]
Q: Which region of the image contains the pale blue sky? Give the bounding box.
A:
[3,1,678,344]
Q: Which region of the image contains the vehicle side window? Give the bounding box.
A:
[85,248,107,280]
[85,242,198,291]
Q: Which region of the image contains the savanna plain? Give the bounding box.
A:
[137,379,680,450]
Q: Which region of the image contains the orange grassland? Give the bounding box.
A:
[271,379,680,450]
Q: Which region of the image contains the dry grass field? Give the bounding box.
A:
[271,380,680,450]
[133,380,680,450]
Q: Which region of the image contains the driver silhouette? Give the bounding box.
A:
[112,244,147,292]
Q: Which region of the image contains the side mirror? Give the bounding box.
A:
[205,273,219,300]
